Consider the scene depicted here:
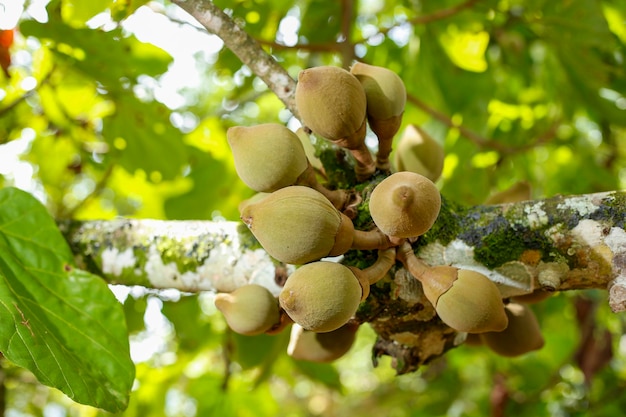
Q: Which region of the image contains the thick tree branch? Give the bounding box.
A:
[61,191,626,300]
[60,190,626,372]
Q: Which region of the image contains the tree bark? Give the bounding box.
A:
[60,190,626,372]
[130,0,626,372]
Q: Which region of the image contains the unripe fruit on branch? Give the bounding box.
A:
[369,171,441,239]
[485,181,532,205]
[227,123,348,210]
[296,66,367,143]
[227,123,307,192]
[214,284,281,336]
[240,186,392,265]
[279,249,396,332]
[279,261,363,333]
[397,242,508,333]
[350,62,406,170]
[295,66,376,180]
[287,322,359,363]
[480,303,544,357]
[393,125,444,183]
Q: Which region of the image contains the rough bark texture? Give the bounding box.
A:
[61,190,626,373]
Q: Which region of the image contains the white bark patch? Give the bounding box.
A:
[524,201,548,228]
[606,227,626,256]
[133,221,286,294]
[101,247,137,277]
[199,9,222,33]
[571,219,605,247]
[557,197,597,217]
[435,239,532,297]
[145,245,183,289]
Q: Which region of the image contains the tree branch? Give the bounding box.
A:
[170,0,299,118]
[61,191,626,302]
[60,190,626,372]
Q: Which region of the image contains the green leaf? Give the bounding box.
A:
[61,0,112,25]
[292,359,343,391]
[0,187,134,412]
[19,19,171,91]
[103,94,188,181]
[164,147,249,220]
[161,295,216,352]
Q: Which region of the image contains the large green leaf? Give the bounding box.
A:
[0,187,134,412]
[103,94,188,181]
[19,19,171,91]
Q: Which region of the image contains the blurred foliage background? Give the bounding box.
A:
[1,0,626,415]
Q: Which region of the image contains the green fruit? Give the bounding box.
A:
[227,123,308,192]
[287,323,359,362]
[295,66,367,143]
[430,268,509,333]
[350,62,406,126]
[485,181,532,204]
[279,261,363,332]
[214,284,280,335]
[393,125,444,182]
[240,186,354,265]
[480,303,544,356]
[369,171,441,238]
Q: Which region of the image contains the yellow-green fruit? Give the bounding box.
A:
[240,186,354,265]
[350,62,406,122]
[485,181,532,205]
[287,323,359,363]
[393,125,444,182]
[422,267,508,333]
[295,66,367,142]
[227,123,308,192]
[279,261,363,332]
[369,171,441,238]
[214,284,280,336]
[480,303,544,357]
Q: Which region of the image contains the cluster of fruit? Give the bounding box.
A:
[214,64,544,362]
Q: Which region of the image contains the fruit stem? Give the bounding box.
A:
[297,161,349,211]
[362,248,397,285]
[395,241,429,282]
[370,114,402,170]
[351,227,393,251]
[333,119,376,181]
[349,145,377,182]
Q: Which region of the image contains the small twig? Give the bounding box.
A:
[60,163,116,219]
[408,93,559,155]
[0,69,53,119]
[356,0,482,44]
[255,38,341,52]
[339,0,357,67]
